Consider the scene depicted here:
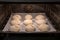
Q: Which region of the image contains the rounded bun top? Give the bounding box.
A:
[35,15,45,20]
[25,14,32,20]
[12,15,22,20]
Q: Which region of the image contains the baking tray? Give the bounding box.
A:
[2,13,56,33]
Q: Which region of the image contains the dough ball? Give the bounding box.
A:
[25,23,33,26]
[10,20,21,25]
[12,15,21,20]
[25,25,35,32]
[24,20,33,25]
[38,24,49,32]
[35,15,45,20]
[25,14,32,20]
[9,25,20,32]
[35,20,46,25]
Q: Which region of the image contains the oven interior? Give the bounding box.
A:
[0,4,60,31]
[0,4,60,40]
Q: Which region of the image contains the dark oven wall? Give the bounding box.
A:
[0,4,12,30]
[11,4,45,13]
[45,4,60,31]
[0,4,60,31]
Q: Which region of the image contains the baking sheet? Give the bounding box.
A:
[2,13,56,32]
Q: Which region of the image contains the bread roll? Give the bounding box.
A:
[25,14,32,20]
[35,15,45,20]
[25,25,35,32]
[9,25,20,32]
[35,20,46,25]
[24,20,33,25]
[10,20,21,25]
[38,24,49,32]
[12,15,21,20]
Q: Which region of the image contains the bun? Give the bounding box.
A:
[25,25,35,32]
[24,20,33,25]
[35,15,45,20]
[12,15,21,20]
[25,14,32,20]
[9,25,20,32]
[38,24,49,32]
[35,20,46,25]
[10,20,21,25]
